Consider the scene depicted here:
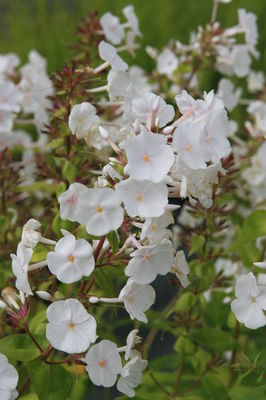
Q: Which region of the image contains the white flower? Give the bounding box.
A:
[119,279,155,323]
[85,340,122,387]
[157,48,178,75]
[98,41,128,71]
[254,261,266,269]
[125,241,173,284]
[242,142,266,191]
[124,329,142,360]
[175,90,199,116]
[115,178,168,218]
[238,8,258,58]
[132,92,174,127]
[173,158,220,208]
[173,122,207,169]
[100,12,125,45]
[117,356,148,398]
[0,353,19,400]
[75,187,124,236]
[217,79,242,112]
[68,102,99,140]
[231,272,266,329]
[10,243,33,296]
[215,258,238,277]
[58,182,87,222]
[248,71,264,93]
[0,53,20,79]
[171,251,190,287]
[231,45,251,77]
[47,232,94,283]
[124,130,174,183]
[46,298,97,353]
[200,108,231,162]
[21,219,41,249]
[0,111,13,133]
[141,211,174,243]
[123,5,141,36]
[0,82,21,113]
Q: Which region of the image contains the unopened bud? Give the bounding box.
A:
[89,296,100,304]
[2,287,20,310]
[152,96,160,113]
[133,119,140,134]
[0,300,7,309]
[36,291,53,302]
[21,218,41,249]
[145,46,158,60]
[99,126,110,140]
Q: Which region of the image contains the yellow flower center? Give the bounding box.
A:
[250,296,256,303]
[127,294,134,303]
[68,255,74,262]
[136,194,143,202]
[96,206,103,213]
[99,360,106,367]
[143,154,151,163]
[185,144,191,153]
[151,223,157,232]
[144,254,151,261]
[69,322,75,330]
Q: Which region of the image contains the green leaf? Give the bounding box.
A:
[56,182,66,199]
[29,359,74,400]
[15,182,56,194]
[94,269,115,296]
[229,384,266,400]
[0,334,40,361]
[51,107,67,120]
[31,245,49,263]
[52,212,76,236]
[202,372,227,400]
[174,336,196,355]
[62,161,77,184]
[190,327,237,353]
[29,310,47,335]
[20,394,39,400]
[231,210,266,266]
[106,231,119,253]
[47,138,64,150]
[175,292,196,312]
[189,235,205,255]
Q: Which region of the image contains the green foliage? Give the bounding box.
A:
[0,334,40,361]
[231,210,266,266]
[29,359,74,400]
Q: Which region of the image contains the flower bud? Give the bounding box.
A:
[89,296,100,304]
[0,300,7,309]
[36,291,53,302]
[2,287,20,310]
[21,218,41,249]
[99,126,110,139]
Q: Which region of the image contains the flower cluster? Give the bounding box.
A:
[1,1,266,399]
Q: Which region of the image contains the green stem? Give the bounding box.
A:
[147,368,172,398]
[24,323,43,353]
[172,352,185,396]
[228,321,240,388]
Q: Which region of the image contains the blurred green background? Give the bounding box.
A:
[0,0,265,73]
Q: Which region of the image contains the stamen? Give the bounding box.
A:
[69,322,75,330]
[143,154,151,163]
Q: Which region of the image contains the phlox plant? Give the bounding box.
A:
[0,1,266,399]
